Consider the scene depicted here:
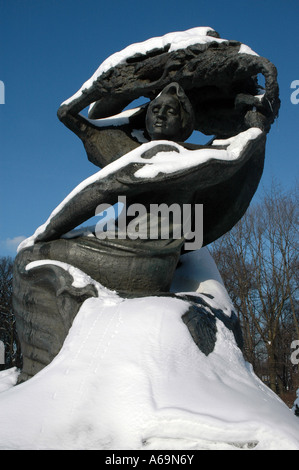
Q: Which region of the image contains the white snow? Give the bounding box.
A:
[0,368,19,393]
[170,248,234,316]
[0,248,299,450]
[255,93,265,102]
[82,105,150,143]
[238,44,259,56]
[83,106,144,128]
[26,259,105,293]
[17,128,262,252]
[62,27,258,109]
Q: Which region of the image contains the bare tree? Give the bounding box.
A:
[0,256,13,315]
[211,182,298,395]
[0,256,22,370]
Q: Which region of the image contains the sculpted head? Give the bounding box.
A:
[145,82,194,142]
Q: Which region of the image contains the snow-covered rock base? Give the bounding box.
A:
[1,249,299,450]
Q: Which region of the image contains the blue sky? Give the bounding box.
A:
[0,0,298,257]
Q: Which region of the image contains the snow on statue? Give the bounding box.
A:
[1,249,299,449]
[1,27,298,450]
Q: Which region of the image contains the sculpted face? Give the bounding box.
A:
[146,94,182,141]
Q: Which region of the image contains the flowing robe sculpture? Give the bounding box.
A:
[12,27,280,381]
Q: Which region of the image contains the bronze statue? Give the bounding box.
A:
[12,28,280,380]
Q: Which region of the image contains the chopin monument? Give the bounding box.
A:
[4,28,298,450]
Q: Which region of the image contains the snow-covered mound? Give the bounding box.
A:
[1,248,299,450]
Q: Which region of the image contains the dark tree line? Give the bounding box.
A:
[0,256,22,371]
[210,182,298,400]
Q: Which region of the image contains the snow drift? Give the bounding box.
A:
[0,248,298,450]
